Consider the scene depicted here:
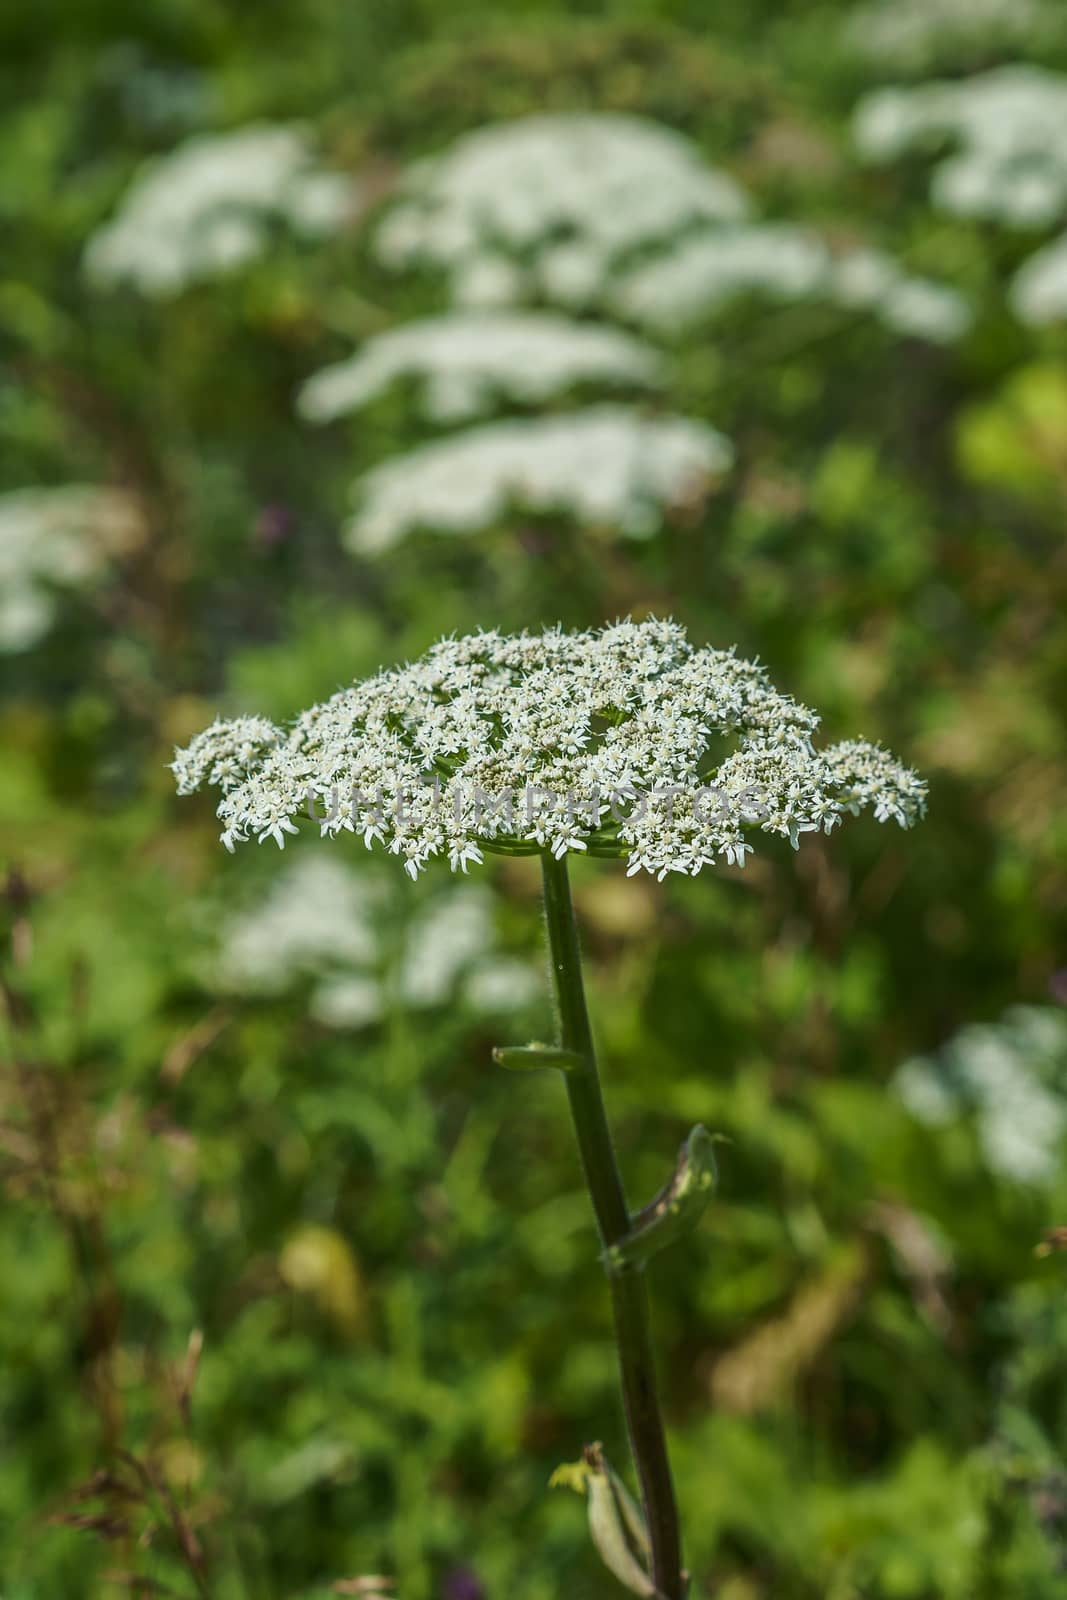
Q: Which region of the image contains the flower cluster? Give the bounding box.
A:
[342,408,733,552]
[373,113,750,306]
[896,1006,1067,1185]
[611,228,971,342]
[1011,231,1067,323]
[842,0,1053,72]
[172,619,926,880]
[297,311,663,424]
[372,111,970,340]
[84,124,359,296]
[854,67,1067,229]
[854,67,1067,325]
[0,486,142,652]
[212,856,537,1027]
[294,109,970,558]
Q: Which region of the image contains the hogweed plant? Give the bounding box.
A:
[173,618,926,1598]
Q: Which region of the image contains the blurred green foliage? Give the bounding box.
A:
[2,2,1067,1598]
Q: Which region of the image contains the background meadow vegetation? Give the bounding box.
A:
[2,1,1067,1595]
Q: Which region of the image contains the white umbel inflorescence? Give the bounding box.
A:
[854,67,1067,229]
[1011,231,1067,323]
[373,113,749,306]
[213,855,537,1025]
[611,227,971,341]
[368,112,969,341]
[0,485,142,652]
[340,407,733,552]
[84,123,360,296]
[172,618,926,881]
[215,855,379,992]
[296,312,664,424]
[842,0,1052,72]
[896,1006,1067,1186]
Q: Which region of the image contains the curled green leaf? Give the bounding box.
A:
[604,1124,718,1274]
[583,1444,658,1598]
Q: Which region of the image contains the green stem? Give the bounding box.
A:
[540,851,684,1599]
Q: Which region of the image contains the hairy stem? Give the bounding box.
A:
[540,852,684,1599]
